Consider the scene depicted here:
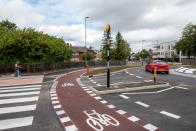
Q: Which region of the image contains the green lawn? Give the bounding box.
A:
[83,65,139,76]
[185,65,196,69]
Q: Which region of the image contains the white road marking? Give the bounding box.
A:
[65,125,78,131]
[0,91,40,98]
[135,101,150,108]
[128,116,140,122]
[56,110,65,115]
[0,105,36,115]
[0,97,39,105]
[129,73,134,75]
[156,87,175,93]
[123,87,175,95]
[175,86,188,90]
[143,124,158,131]
[97,84,102,86]
[0,85,41,90]
[107,105,116,108]
[94,96,101,100]
[60,117,71,123]
[136,76,143,78]
[52,101,59,104]
[119,95,130,99]
[90,93,96,96]
[100,100,107,104]
[160,111,181,119]
[0,88,40,93]
[54,105,61,109]
[116,110,127,115]
[51,94,57,97]
[87,91,93,93]
[51,97,58,100]
[93,82,97,84]
[0,116,33,130]
[82,87,87,89]
[84,88,90,91]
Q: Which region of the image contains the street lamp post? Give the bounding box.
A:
[85,17,89,67]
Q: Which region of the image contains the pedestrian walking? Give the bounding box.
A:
[15,61,22,77]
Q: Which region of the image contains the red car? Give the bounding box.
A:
[145,60,169,74]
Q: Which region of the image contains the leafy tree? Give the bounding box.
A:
[175,23,196,58]
[114,31,131,61]
[101,30,115,61]
[0,20,73,64]
[82,52,93,61]
[139,49,150,59]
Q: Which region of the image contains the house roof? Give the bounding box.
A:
[71,46,87,53]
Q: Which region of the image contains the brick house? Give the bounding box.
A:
[71,46,97,61]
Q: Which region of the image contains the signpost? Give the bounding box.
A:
[105,25,110,88]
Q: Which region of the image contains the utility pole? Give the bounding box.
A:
[105,24,111,88]
[84,17,89,68]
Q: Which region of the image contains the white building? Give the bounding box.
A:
[153,41,177,59]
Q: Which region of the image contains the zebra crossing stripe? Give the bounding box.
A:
[0,96,39,105]
[0,91,40,98]
[0,116,33,130]
[0,85,41,90]
[0,88,40,93]
[0,105,36,115]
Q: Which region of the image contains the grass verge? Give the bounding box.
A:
[184,65,196,69]
[83,65,139,76]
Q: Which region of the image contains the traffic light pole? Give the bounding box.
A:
[105,25,110,88]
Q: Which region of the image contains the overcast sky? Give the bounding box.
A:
[1,0,196,52]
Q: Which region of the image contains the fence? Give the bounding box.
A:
[0,61,126,74]
[182,59,196,65]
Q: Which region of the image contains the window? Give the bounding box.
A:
[155,61,167,65]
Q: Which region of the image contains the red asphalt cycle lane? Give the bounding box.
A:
[56,70,152,131]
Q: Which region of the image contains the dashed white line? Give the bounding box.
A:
[128,116,140,122]
[97,84,102,86]
[56,110,65,115]
[94,96,101,100]
[65,125,78,131]
[100,100,107,104]
[107,105,116,108]
[93,82,97,84]
[54,105,62,109]
[143,123,158,131]
[136,76,143,78]
[119,95,130,99]
[87,91,93,93]
[60,117,71,123]
[116,110,127,115]
[90,93,96,96]
[129,73,134,75]
[135,101,150,108]
[160,111,181,119]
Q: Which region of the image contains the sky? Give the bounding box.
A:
[1,0,196,52]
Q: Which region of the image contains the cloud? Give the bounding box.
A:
[38,24,102,49]
[0,0,44,28]
[1,0,196,52]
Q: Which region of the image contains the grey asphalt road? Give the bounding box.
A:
[81,67,196,131]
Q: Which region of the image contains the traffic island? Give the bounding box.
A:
[90,82,169,95]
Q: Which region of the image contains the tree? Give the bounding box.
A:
[82,52,93,61]
[114,31,131,61]
[0,20,73,64]
[100,30,115,61]
[174,23,196,58]
[139,49,150,59]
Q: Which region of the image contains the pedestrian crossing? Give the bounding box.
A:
[0,84,41,130]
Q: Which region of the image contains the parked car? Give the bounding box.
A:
[145,60,169,74]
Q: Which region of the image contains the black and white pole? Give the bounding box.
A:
[105,24,111,88]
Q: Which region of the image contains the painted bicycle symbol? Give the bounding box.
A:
[61,83,74,87]
[83,110,120,131]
